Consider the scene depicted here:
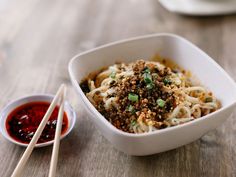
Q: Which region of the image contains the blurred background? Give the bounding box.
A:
[0,0,236,177]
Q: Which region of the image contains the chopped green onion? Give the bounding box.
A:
[109,71,116,79]
[143,67,151,74]
[146,83,154,90]
[205,97,213,103]
[131,120,137,126]
[163,77,172,85]
[127,105,136,114]
[157,98,165,108]
[128,105,134,112]
[143,73,152,84]
[128,93,139,102]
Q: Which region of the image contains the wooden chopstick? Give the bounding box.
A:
[48,86,66,177]
[11,84,65,177]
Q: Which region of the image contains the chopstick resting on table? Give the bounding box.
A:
[11,84,65,177]
[48,86,66,177]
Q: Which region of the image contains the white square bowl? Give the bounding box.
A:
[68,33,236,156]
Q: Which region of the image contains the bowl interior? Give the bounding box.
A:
[0,94,76,147]
[70,34,236,108]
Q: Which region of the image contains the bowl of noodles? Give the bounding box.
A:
[68,33,236,156]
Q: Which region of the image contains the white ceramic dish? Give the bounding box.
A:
[68,33,236,156]
[159,0,236,16]
[0,94,76,147]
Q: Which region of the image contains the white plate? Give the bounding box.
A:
[69,33,236,156]
[159,0,236,16]
[0,94,76,147]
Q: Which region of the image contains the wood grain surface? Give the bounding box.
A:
[0,0,236,176]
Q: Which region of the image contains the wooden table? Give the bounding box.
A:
[0,0,236,176]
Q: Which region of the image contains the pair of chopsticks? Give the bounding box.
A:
[11,84,66,177]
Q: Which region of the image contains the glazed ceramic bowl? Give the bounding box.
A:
[0,94,76,147]
[159,0,236,16]
[68,33,236,156]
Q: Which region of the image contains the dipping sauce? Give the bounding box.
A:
[6,102,68,144]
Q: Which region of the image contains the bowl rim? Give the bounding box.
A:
[68,32,236,138]
[0,94,76,147]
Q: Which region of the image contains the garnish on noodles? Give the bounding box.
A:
[80,59,220,133]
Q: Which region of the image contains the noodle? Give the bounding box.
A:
[80,59,220,133]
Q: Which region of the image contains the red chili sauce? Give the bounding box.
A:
[6,102,68,144]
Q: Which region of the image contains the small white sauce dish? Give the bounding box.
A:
[0,94,76,148]
[68,33,236,156]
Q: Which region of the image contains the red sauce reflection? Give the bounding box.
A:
[6,102,68,144]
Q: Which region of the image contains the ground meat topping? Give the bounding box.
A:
[94,60,178,133]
